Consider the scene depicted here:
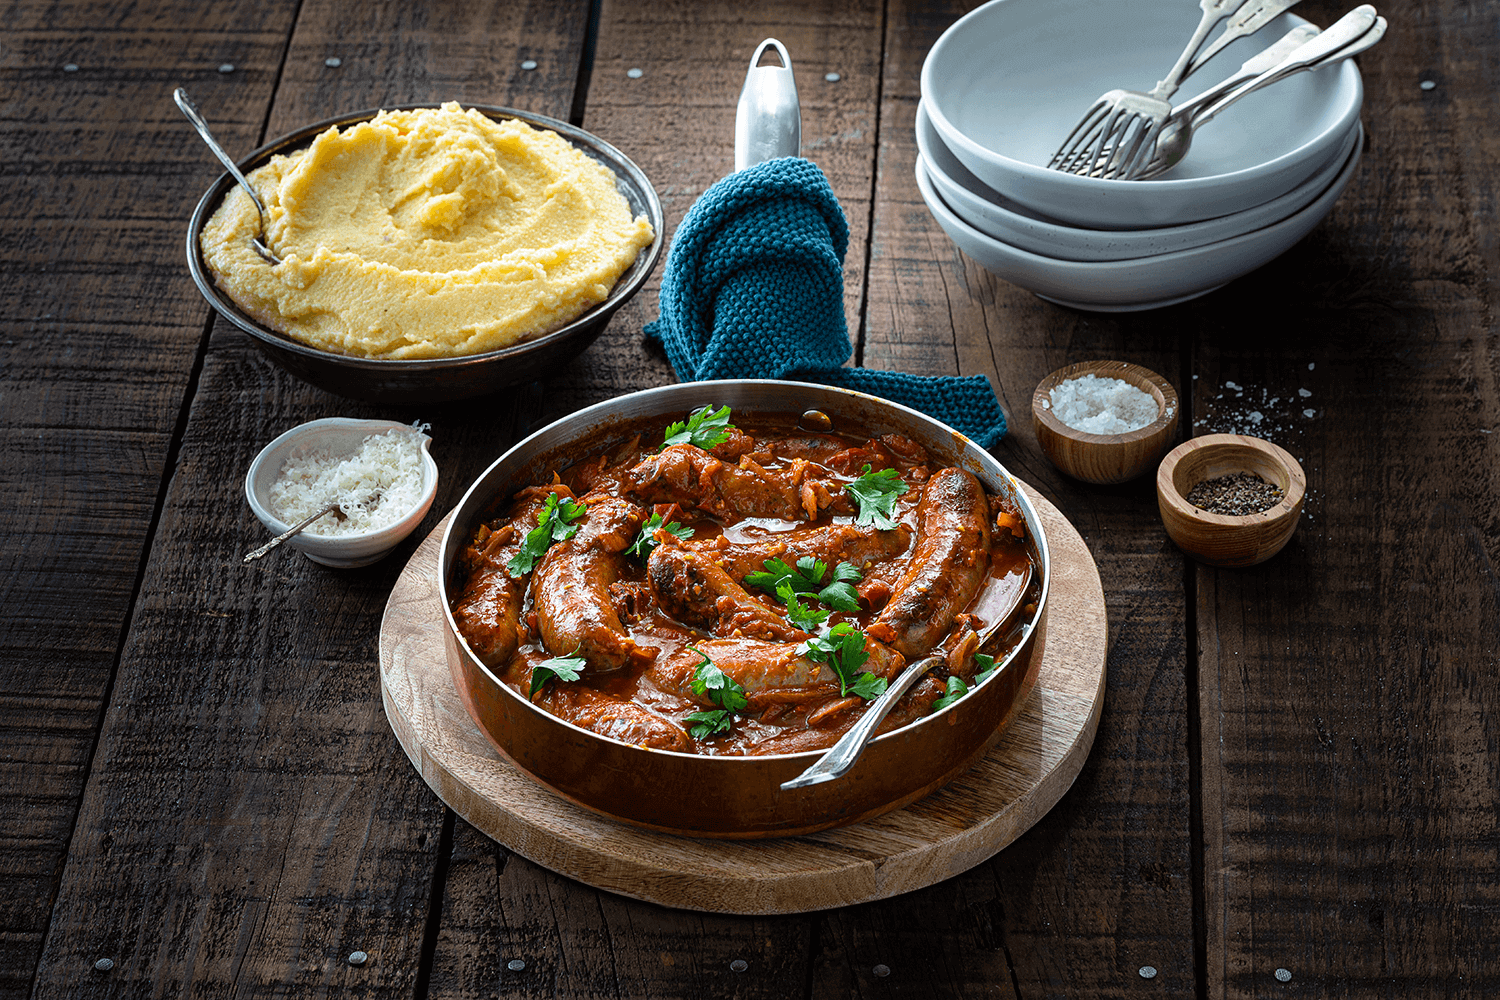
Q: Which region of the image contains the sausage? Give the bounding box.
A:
[531,495,652,672]
[626,444,809,521]
[868,468,991,660]
[683,521,913,583]
[645,540,809,642]
[451,485,569,667]
[536,682,692,751]
[651,635,904,708]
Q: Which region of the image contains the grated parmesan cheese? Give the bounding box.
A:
[1048,375,1159,435]
[269,422,431,536]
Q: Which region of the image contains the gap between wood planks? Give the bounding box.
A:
[850,0,892,371]
[1181,332,1209,1000]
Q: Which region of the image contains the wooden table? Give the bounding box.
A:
[3,0,1496,996]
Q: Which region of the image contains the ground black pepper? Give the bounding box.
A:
[1185,472,1283,516]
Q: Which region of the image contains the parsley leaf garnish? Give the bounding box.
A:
[529,651,586,699]
[844,464,909,530]
[744,558,806,594]
[817,562,864,613]
[684,708,735,741]
[931,654,999,711]
[685,647,748,739]
[798,622,887,700]
[847,670,889,700]
[744,556,863,612]
[507,492,587,576]
[662,405,735,450]
[778,582,831,632]
[932,675,968,711]
[625,512,694,560]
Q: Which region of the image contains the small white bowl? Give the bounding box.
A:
[917,100,1358,263]
[915,123,1361,311]
[920,0,1363,228]
[245,418,439,568]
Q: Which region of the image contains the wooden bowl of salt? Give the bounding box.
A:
[1156,434,1306,567]
[1032,361,1179,484]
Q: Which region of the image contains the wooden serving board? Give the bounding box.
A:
[378,486,1106,914]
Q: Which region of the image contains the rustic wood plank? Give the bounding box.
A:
[25,1,595,997]
[1195,0,1500,994]
[0,1,300,996]
[851,2,1198,996]
[432,823,821,999]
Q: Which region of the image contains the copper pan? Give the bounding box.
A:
[438,380,1052,838]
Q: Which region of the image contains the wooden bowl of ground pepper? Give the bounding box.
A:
[1156,434,1306,567]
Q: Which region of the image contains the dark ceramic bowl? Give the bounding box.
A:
[185,104,664,403]
[437,380,1053,838]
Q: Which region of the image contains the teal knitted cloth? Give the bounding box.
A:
[644,157,1007,447]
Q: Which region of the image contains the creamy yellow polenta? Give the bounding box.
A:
[200,103,655,359]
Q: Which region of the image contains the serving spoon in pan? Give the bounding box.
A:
[781,560,1035,789]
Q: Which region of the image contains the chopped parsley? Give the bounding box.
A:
[507,492,587,576]
[626,512,694,560]
[662,405,736,450]
[931,676,968,711]
[528,651,586,699]
[799,623,887,700]
[930,653,999,711]
[744,556,863,612]
[778,582,831,632]
[684,647,748,739]
[844,464,909,530]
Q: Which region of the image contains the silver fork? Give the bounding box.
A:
[1113,21,1322,176]
[1130,7,1383,179]
[1048,0,1305,179]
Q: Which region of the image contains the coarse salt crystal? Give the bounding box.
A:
[269,423,430,536]
[1048,375,1160,435]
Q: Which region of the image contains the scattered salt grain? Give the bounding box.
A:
[269,423,430,536]
[1047,375,1160,434]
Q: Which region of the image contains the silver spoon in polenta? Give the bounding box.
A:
[174,87,281,266]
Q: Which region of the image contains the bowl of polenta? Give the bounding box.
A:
[186,102,663,403]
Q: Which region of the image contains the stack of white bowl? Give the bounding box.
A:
[917,0,1366,311]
